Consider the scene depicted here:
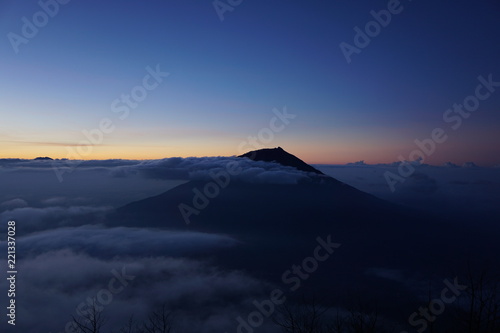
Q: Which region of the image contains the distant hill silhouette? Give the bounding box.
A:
[238,147,324,175]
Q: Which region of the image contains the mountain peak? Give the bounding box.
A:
[238,147,324,175]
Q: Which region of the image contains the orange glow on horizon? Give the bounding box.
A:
[1,142,498,166]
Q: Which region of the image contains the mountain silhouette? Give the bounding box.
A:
[108,148,497,320]
[111,148,388,237]
[238,146,324,175]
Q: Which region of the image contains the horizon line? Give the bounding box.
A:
[0,156,496,168]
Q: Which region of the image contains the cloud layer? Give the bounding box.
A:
[0,157,316,211]
[0,157,498,332]
[0,249,276,333]
[19,225,238,257]
[316,162,500,215]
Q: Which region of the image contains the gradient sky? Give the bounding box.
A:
[1,0,499,165]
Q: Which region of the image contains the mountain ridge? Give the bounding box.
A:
[110,147,410,236]
[238,146,325,175]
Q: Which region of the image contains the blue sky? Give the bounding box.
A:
[1,0,499,164]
